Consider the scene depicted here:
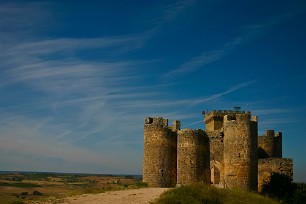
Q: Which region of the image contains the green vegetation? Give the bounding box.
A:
[135,181,148,188]
[261,173,306,204]
[153,183,278,204]
[0,182,42,188]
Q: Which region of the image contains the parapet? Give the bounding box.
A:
[178,128,205,135]
[204,110,251,124]
[223,112,251,122]
[204,110,227,124]
[145,117,168,128]
[259,130,282,139]
[145,117,180,131]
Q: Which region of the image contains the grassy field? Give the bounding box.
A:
[0,172,145,204]
[153,183,279,204]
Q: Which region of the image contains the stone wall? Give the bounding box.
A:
[258,130,282,158]
[223,114,258,191]
[177,129,210,185]
[143,117,178,187]
[258,158,293,192]
[207,131,224,186]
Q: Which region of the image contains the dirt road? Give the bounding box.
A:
[62,188,169,204]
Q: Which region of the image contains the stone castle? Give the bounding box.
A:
[143,109,293,191]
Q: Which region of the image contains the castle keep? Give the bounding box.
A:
[143,109,293,191]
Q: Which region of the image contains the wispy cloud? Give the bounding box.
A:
[190,81,255,105]
[164,10,299,78]
[4,35,148,58]
[0,1,54,46]
[0,118,137,173]
[155,0,197,24]
[253,108,292,116]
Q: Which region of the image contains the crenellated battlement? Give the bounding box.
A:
[259,130,282,138]
[145,117,168,127]
[145,117,180,131]
[204,110,252,132]
[178,128,205,135]
[223,113,252,124]
[204,110,251,123]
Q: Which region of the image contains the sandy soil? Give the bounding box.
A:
[62,188,169,204]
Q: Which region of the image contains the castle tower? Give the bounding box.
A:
[223,113,258,191]
[177,129,210,185]
[204,110,227,132]
[258,130,275,158]
[143,117,179,187]
[258,130,282,158]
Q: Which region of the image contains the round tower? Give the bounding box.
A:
[143,117,179,187]
[177,129,210,185]
[223,113,258,191]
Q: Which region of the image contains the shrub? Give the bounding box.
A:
[33,191,43,196]
[153,183,277,204]
[20,192,28,196]
[292,183,306,204]
[261,173,297,203]
[135,181,148,188]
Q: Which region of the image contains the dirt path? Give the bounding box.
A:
[62,188,169,204]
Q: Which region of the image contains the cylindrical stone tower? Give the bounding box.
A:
[177,129,210,185]
[143,117,179,187]
[223,113,258,191]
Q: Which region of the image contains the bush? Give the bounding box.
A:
[261,173,297,203]
[33,191,43,196]
[20,192,28,196]
[135,181,148,188]
[153,183,277,204]
[293,183,306,204]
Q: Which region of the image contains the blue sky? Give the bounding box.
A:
[0,0,305,182]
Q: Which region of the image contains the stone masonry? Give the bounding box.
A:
[143,109,293,192]
[143,117,179,187]
[177,129,210,185]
